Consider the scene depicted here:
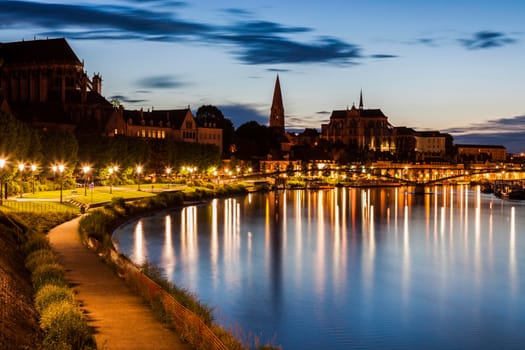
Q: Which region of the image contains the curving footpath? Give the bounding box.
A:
[48,217,192,350]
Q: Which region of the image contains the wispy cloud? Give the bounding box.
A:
[136,76,187,89]
[110,94,148,104]
[444,115,525,152]
[1,0,393,66]
[459,31,517,50]
[267,68,290,73]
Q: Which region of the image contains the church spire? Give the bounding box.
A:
[269,74,285,133]
[359,89,363,110]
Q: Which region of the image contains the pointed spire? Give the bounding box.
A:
[269,74,285,133]
[359,89,363,110]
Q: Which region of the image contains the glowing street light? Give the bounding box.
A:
[165,167,172,188]
[53,164,65,203]
[82,165,91,196]
[108,165,118,194]
[136,165,143,191]
[30,164,37,194]
[0,158,6,205]
[18,163,25,198]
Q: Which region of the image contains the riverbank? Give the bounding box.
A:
[48,217,192,349]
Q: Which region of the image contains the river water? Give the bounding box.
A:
[113,186,525,349]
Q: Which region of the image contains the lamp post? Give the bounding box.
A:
[108,165,118,194]
[53,164,65,203]
[82,166,91,196]
[18,163,25,198]
[0,158,5,205]
[136,165,142,191]
[30,164,37,194]
[166,167,171,188]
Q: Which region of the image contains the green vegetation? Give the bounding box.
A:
[78,183,281,349]
[7,211,96,350]
[141,262,214,325]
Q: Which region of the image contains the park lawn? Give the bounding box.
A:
[0,200,80,213]
[21,186,156,205]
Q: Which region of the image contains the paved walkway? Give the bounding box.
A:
[48,217,192,350]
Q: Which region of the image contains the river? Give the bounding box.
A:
[112,186,525,349]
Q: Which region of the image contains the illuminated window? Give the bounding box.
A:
[141,129,146,137]
[114,128,118,135]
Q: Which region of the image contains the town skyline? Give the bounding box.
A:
[2,0,524,152]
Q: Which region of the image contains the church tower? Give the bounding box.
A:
[269,74,285,134]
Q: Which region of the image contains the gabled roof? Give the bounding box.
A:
[330,106,387,119]
[0,38,82,66]
[124,108,192,129]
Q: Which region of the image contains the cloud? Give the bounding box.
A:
[369,54,398,59]
[221,8,253,17]
[221,33,363,65]
[136,76,187,89]
[316,111,331,115]
[0,1,393,66]
[1,1,210,39]
[459,31,517,50]
[444,115,525,153]
[110,94,148,104]
[218,104,268,127]
[267,68,290,73]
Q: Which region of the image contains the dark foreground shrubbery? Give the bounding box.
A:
[9,212,96,350]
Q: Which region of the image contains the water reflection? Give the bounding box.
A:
[113,187,525,350]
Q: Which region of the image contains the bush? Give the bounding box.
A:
[79,209,116,242]
[40,300,96,350]
[35,285,74,313]
[141,263,214,326]
[32,263,67,291]
[22,231,51,255]
[25,249,58,272]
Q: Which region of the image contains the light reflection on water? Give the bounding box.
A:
[113,186,525,349]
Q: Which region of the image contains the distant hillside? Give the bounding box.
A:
[0,214,42,348]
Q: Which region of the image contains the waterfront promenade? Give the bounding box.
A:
[48,217,191,350]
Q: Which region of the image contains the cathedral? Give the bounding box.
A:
[0,38,118,134]
[321,91,396,153]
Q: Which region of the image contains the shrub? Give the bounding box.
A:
[141,263,214,326]
[25,249,58,272]
[40,300,96,350]
[32,263,67,291]
[79,209,115,242]
[35,285,74,313]
[22,231,51,255]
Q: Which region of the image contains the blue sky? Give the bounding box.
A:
[1,0,524,152]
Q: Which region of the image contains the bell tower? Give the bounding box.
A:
[269,74,285,134]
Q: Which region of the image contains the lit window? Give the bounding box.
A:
[114,128,118,135]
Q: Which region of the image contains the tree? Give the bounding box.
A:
[196,105,234,155]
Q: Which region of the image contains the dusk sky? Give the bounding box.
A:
[1,0,524,151]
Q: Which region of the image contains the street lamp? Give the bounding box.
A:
[18,163,25,198]
[165,167,172,188]
[108,165,118,194]
[136,165,142,191]
[82,165,91,196]
[0,158,6,205]
[30,164,37,194]
[53,164,65,203]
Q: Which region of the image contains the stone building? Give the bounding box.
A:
[456,144,507,162]
[106,107,222,153]
[321,92,395,153]
[0,38,118,134]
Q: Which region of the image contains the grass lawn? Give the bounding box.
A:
[0,200,80,213]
